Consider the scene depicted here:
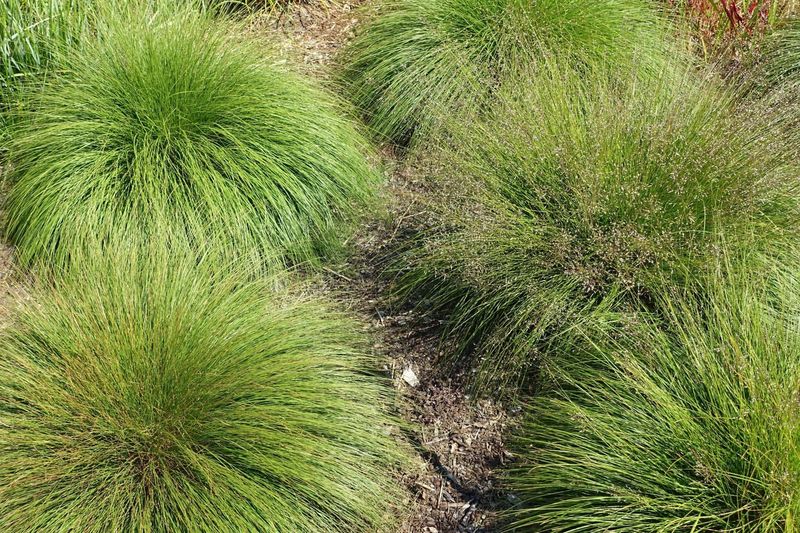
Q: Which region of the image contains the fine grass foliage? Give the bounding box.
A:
[0,0,93,89]
[503,259,800,531]
[340,0,680,146]
[4,5,379,271]
[736,17,800,140]
[0,246,405,531]
[756,16,800,91]
[393,61,800,394]
[0,0,94,143]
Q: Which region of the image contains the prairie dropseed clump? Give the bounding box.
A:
[503,261,800,531]
[5,5,378,271]
[394,62,800,393]
[0,248,405,531]
[340,0,679,146]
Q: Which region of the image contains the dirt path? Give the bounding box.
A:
[262,3,515,531]
[0,176,30,330]
[325,174,513,532]
[0,243,27,329]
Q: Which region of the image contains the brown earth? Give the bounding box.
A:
[323,171,515,532]
[0,174,30,329]
[0,242,29,329]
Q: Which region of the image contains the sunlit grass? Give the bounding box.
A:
[0,0,94,143]
[392,60,800,394]
[339,0,681,146]
[4,4,379,271]
[503,257,800,531]
[0,243,406,531]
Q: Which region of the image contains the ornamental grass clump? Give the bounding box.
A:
[394,61,800,393]
[340,0,679,146]
[503,260,800,531]
[5,5,378,271]
[0,246,405,531]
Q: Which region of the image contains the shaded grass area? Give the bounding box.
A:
[0,243,407,531]
[4,5,379,272]
[755,16,800,91]
[503,257,800,531]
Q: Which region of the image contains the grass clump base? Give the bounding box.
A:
[503,260,800,531]
[204,0,338,12]
[340,0,678,146]
[5,5,378,271]
[0,246,404,531]
[393,62,800,394]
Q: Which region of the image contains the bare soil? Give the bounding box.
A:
[248,2,363,76]
[0,175,30,329]
[326,170,515,532]
[0,242,28,329]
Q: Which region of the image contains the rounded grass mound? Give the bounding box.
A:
[394,63,800,393]
[503,262,800,532]
[0,250,404,531]
[340,0,678,146]
[5,6,378,271]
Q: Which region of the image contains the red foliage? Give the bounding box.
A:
[670,0,777,55]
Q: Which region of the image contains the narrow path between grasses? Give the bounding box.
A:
[261,4,517,531]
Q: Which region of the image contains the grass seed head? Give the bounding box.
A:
[393,59,800,394]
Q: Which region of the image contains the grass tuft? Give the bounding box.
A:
[0,0,94,143]
[4,4,379,271]
[0,243,405,531]
[756,16,800,91]
[339,0,679,146]
[503,258,800,531]
[392,61,800,394]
